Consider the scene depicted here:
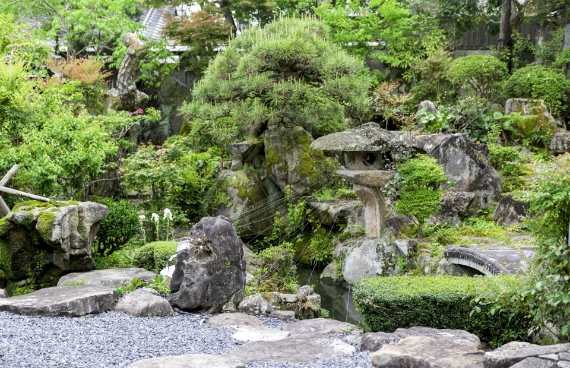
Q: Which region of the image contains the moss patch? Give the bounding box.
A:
[0,238,11,278]
[0,217,10,237]
[36,211,56,241]
[12,200,79,212]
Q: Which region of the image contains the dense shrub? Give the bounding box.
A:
[94,199,140,256]
[353,276,532,347]
[132,241,177,273]
[505,65,570,117]
[251,244,298,293]
[446,55,507,99]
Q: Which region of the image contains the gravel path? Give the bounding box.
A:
[0,311,372,368]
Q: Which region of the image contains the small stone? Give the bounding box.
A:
[306,294,321,308]
[510,357,556,368]
[16,280,27,287]
[279,294,298,303]
[0,289,7,298]
[269,310,297,322]
[238,295,272,315]
[297,285,314,297]
[559,352,570,361]
[222,301,237,313]
[114,288,174,317]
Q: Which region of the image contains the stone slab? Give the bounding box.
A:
[128,354,245,368]
[227,334,355,363]
[510,357,556,368]
[559,361,570,368]
[484,343,570,368]
[269,310,297,322]
[57,268,157,288]
[231,325,289,342]
[371,336,484,368]
[283,318,359,336]
[0,289,7,298]
[560,352,570,361]
[207,313,262,327]
[362,326,481,352]
[0,285,117,317]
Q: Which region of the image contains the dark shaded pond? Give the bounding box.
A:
[297,266,362,325]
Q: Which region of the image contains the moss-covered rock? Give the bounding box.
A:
[264,126,340,196]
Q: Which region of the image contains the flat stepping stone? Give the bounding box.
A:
[57,268,157,288]
[207,313,262,327]
[371,336,484,368]
[232,325,289,342]
[228,334,356,364]
[128,354,245,368]
[0,285,117,317]
[284,317,360,336]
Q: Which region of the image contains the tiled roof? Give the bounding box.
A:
[141,7,171,42]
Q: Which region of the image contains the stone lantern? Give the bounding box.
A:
[310,123,412,238]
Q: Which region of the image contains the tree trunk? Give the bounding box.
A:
[498,0,512,52]
[219,0,237,37]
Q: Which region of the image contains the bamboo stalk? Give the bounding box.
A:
[0,186,52,202]
[0,196,9,217]
[0,164,19,186]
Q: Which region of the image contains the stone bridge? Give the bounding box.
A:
[444,245,533,276]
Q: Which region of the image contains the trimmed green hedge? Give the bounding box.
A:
[353,276,531,346]
[132,241,177,273]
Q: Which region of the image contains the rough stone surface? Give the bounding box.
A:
[428,134,502,208]
[57,268,157,288]
[386,215,415,238]
[129,354,245,368]
[0,289,6,298]
[207,312,262,327]
[228,141,251,171]
[0,285,117,316]
[494,342,538,351]
[445,246,529,275]
[510,357,556,368]
[167,216,246,313]
[550,133,570,155]
[114,288,174,317]
[1,202,108,288]
[430,191,478,226]
[505,98,558,125]
[231,325,289,342]
[284,318,359,336]
[238,294,272,315]
[297,285,314,297]
[320,261,342,283]
[361,326,481,352]
[493,195,530,227]
[371,336,484,368]
[484,343,570,368]
[228,334,356,364]
[394,239,418,258]
[269,310,296,322]
[214,170,282,238]
[307,199,361,226]
[342,237,396,284]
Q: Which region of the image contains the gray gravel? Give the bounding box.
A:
[0,311,372,368]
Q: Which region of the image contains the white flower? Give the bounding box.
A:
[139,215,146,220]
[151,213,159,222]
[163,208,173,221]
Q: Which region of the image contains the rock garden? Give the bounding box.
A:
[3,2,570,367]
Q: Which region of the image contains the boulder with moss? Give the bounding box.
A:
[213,169,282,238]
[0,200,108,292]
[264,126,339,196]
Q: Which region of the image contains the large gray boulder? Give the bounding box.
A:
[505,98,559,125]
[0,285,117,316]
[114,288,174,317]
[484,343,570,368]
[342,237,397,285]
[167,216,246,313]
[57,268,157,288]
[371,336,484,368]
[0,201,108,290]
[550,132,570,155]
[361,326,481,352]
[493,195,529,227]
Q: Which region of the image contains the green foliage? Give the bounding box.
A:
[251,243,298,293]
[132,241,177,273]
[180,17,371,153]
[94,237,142,269]
[409,49,454,104]
[313,187,357,202]
[353,276,532,347]
[120,135,222,223]
[505,65,570,117]
[93,199,140,256]
[316,0,445,69]
[395,155,448,238]
[446,55,507,100]
[0,14,51,71]
[488,143,524,193]
[518,154,570,340]
[508,111,556,149]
